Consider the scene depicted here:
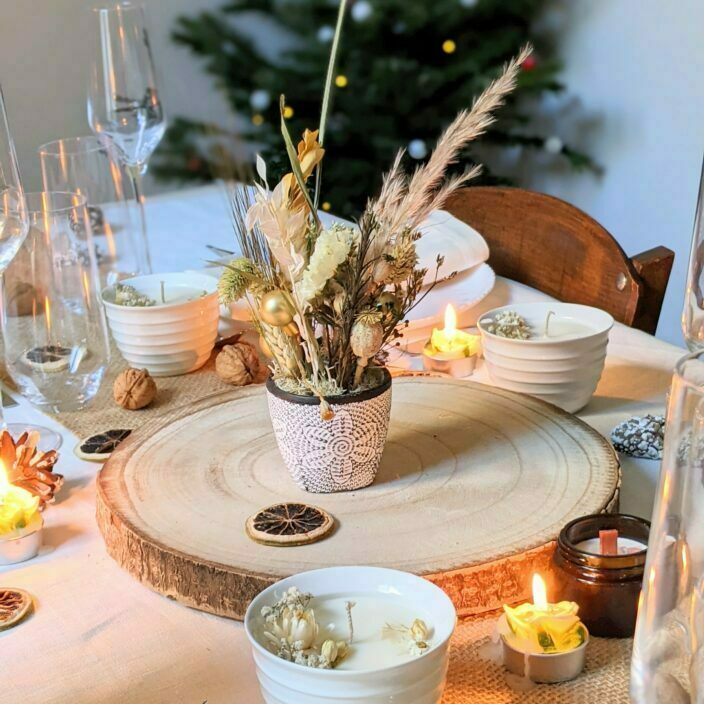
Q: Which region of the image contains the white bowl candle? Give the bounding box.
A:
[102,272,220,376]
[478,302,613,412]
[245,566,457,704]
[499,573,588,684]
[0,460,43,566]
[422,304,480,377]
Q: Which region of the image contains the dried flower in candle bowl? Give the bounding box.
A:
[102,272,220,376]
[245,566,456,704]
[479,302,613,412]
[218,2,532,492]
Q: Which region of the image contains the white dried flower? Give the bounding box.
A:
[410,619,430,643]
[297,223,355,303]
[481,310,532,339]
[383,618,433,657]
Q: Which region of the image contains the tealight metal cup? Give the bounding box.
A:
[498,614,589,684]
[0,515,43,566]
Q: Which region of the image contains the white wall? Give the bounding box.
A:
[2,0,231,192]
[528,0,704,345]
[2,0,702,345]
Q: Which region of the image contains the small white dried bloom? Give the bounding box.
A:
[410,619,430,643]
[383,618,433,657]
[297,223,355,303]
[321,639,339,663]
[481,310,532,339]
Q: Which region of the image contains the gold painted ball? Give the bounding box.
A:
[259,290,294,327]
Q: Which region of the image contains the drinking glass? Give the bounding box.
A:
[631,349,704,703]
[683,156,704,350]
[1,193,111,413]
[87,1,167,274]
[0,86,62,448]
[39,136,149,285]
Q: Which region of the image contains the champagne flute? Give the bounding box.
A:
[87,1,167,274]
[0,86,61,451]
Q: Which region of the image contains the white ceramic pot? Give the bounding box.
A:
[102,272,220,376]
[245,566,457,704]
[266,371,392,493]
[478,303,613,413]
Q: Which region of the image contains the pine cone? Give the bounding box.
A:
[0,431,63,509]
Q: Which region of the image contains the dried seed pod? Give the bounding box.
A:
[351,315,384,386]
[215,342,261,386]
[113,368,157,410]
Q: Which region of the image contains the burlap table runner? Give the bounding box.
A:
[442,613,631,703]
[0,339,259,442]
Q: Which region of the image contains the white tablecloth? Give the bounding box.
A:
[2,185,683,703]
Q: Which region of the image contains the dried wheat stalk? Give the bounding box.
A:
[372,44,533,233]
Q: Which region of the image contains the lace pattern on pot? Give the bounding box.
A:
[267,387,392,493]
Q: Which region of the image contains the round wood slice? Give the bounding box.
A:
[97,378,620,620]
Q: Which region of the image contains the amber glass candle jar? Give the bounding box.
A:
[553,514,649,638]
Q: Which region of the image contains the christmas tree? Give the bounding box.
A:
[153,0,596,219]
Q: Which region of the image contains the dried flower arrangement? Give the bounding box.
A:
[217,0,531,409]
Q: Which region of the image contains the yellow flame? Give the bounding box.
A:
[82,270,92,310]
[532,573,548,610]
[0,459,10,495]
[0,460,40,534]
[44,296,52,338]
[444,304,458,337]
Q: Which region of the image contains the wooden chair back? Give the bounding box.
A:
[445,187,674,334]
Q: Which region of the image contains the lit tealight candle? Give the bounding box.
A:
[422,304,480,377]
[0,460,43,566]
[498,574,589,684]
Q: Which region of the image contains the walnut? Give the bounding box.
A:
[113,368,157,410]
[215,342,260,386]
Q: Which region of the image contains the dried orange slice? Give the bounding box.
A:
[0,588,32,630]
[246,503,334,546]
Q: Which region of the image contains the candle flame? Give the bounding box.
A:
[444,304,457,337]
[532,573,548,609]
[44,296,52,337]
[0,459,10,495]
[0,459,40,534]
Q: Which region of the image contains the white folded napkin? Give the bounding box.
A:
[416,209,490,287]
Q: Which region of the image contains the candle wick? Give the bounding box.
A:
[544,310,556,337]
[345,600,356,643]
[160,280,166,305]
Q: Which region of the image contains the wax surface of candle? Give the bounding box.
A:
[151,284,208,305]
[575,537,647,555]
[313,594,433,670]
[542,317,597,340]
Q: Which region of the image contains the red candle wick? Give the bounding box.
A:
[599,529,619,555]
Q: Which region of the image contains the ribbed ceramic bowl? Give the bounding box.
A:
[102,272,220,376]
[245,567,457,704]
[478,303,613,413]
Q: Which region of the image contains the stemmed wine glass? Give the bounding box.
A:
[0,86,62,450]
[87,1,167,274]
